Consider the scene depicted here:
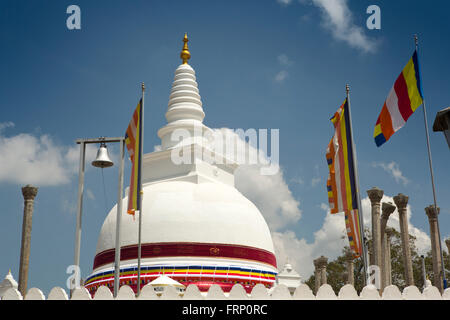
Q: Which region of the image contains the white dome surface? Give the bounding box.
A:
[96,180,275,256]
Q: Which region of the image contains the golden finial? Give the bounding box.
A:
[180,33,191,64]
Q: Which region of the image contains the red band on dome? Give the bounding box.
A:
[93,242,277,269]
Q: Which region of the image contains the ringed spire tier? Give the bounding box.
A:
[158,33,210,150]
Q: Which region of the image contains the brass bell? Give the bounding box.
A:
[92,142,114,168]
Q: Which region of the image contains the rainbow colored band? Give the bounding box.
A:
[93,242,277,269]
[85,265,276,285]
[84,265,276,294]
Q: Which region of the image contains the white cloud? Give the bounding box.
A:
[290,176,304,185]
[0,122,97,186]
[208,128,301,231]
[0,122,14,132]
[274,70,288,83]
[272,231,313,276]
[310,165,321,187]
[303,0,377,53]
[277,0,293,6]
[311,177,321,187]
[236,164,302,231]
[61,197,77,215]
[372,161,410,186]
[274,54,293,83]
[320,202,329,212]
[86,188,95,200]
[272,209,348,279]
[277,54,293,66]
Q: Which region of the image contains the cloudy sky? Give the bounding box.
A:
[1,0,449,294]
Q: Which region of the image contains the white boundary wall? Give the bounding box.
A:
[1,283,449,300]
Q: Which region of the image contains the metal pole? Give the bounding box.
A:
[72,136,124,297]
[137,82,145,296]
[73,141,86,296]
[346,84,369,286]
[415,35,446,289]
[113,138,125,297]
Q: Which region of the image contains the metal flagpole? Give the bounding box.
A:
[414,35,446,289]
[113,138,125,297]
[72,141,86,297]
[345,84,369,286]
[137,82,145,296]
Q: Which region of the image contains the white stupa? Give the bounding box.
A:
[149,275,185,294]
[276,259,302,294]
[0,270,18,299]
[84,34,277,295]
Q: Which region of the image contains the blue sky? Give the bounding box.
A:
[0,0,449,294]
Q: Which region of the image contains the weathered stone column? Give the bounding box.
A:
[317,256,328,286]
[367,187,384,272]
[393,193,414,286]
[18,185,38,296]
[344,251,355,286]
[446,238,450,268]
[385,227,394,286]
[313,258,321,294]
[342,271,349,284]
[380,202,395,290]
[425,205,443,293]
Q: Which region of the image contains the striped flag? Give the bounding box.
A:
[374,50,424,147]
[326,99,362,258]
[125,98,143,216]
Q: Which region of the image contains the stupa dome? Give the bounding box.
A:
[95,181,275,257]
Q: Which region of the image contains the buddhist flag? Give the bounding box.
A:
[326,99,363,258]
[125,98,143,216]
[374,50,424,147]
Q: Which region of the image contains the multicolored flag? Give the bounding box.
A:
[326,99,363,258]
[374,50,424,147]
[125,98,143,216]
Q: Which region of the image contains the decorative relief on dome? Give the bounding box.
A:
[209,246,220,255]
[233,247,248,257]
[152,246,161,255]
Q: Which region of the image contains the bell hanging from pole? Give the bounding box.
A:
[92,142,114,168]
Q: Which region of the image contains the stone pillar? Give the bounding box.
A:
[367,187,384,273]
[425,205,443,293]
[393,193,414,286]
[344,251,355,286]
[342,271,348,284]
[380,202,395,290]
[446,238,450,268]
[18,185,38,296]
[313,258,321,294]
[317,256,328,286]
[385,228,394,286]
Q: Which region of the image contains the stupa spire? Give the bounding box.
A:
[158,34,210,150]
[180,33,191,64]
